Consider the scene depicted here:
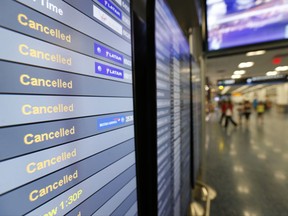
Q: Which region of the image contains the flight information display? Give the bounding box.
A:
[191,60,202,186]
[180,56,191,215]
[155,0,191,215]
[0,0,138,215]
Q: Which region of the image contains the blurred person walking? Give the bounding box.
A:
[243,100,252,125]
[253,98,258,111]
[256,101,265,124]
[225,100,238,128]
[219,100,227,126]
[236,102,244,125]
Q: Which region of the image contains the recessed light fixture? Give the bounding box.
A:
[246,50,266,56]
[231,74,241,79]
[275,66,288,71]
[266,71,278,76]
[234,70,246,75]
[238,62,254,68]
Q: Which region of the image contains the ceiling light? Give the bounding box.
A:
[234,70,246,75]
[231,74,241,79]
[266,71,278,76]
[275,66,288,71]
[238,62,254,68]
[246,50,266,56]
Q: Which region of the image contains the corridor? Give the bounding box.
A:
[203,108,288,216]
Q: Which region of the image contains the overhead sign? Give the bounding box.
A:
[217,74,288,86]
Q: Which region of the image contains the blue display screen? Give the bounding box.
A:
[206,0,288,50]
[155,0,191,215]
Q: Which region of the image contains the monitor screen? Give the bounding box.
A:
[191,60,202,186]
[206,0,288,51]
[155,0,191,215]
[0,0,138,215]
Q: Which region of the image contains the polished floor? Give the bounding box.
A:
[203,108,288,216]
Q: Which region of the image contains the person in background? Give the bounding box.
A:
[243,100,252,124]
[253,98,258,111]
[256,101,265,124]
[219,100,227,125]
[236,102,244,125]
[225,100,238,128]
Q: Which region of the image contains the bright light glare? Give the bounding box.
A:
[275,66,288,71]
[266,71,278,76]
[231,74,241,79]
[238,62,254,68]
[234,70,246,75]
[246,50,266,56]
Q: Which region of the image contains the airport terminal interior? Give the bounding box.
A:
[1,0,288,216]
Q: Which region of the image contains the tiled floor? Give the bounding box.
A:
[203,109,288,216]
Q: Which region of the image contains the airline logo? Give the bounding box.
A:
[97,115,126,130]
[94,43,123,64]
[98,0,122,19]
[95,62,124,79]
